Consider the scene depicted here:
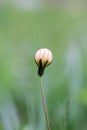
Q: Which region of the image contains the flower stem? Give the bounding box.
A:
[64,93,70,130]
[40,76,51,130]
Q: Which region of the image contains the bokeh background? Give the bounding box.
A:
[0,0,87,130]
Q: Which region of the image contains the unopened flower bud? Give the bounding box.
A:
[34,48,52,76]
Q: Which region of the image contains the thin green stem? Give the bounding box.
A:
[64,93,70,130]
[40,76,51,130]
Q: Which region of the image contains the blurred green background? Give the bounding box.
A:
[0,1,87,130]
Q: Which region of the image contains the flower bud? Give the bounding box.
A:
[34,48,52,76]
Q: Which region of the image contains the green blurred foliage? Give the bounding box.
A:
[0,6,87,130]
